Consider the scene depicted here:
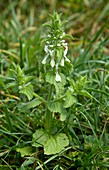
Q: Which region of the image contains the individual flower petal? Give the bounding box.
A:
[44,45,49,53]
[49,45,54,48]
[64,42,68,46]
[64,56,70,62]
[62,32,65,36]
[50,58,55,67]
[46,41,49,44]
[56,63,59,71]
[64,45,68,56]
[56,72,61,82]
[57,43,61,47]
[60,32,65,39]
[49,50,54,56]
[61,40,65,43]
[60,58,64,66]
[42,55,48,64]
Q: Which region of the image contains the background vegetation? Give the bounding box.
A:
[0,0,109,169]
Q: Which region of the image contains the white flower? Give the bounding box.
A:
[64,56,70,62]
[55,64,61,81]
[61,40,65,43]
[62,42,70,62]
[49,45,54,48]
[50,58,55,67]
[62,32,65,36]
[64,45,68,56]
[64,42,68,46]
[44,45,49,53]
[42,55,48,64]
[48,34,51,37]
[56,63,59,71]
[49,50,54,56]
[56,72,61,82]
[57,43,61,47]
[60,58,64,66]
[60,32,65,39]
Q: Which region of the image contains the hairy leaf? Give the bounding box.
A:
[18,98,42,112]
[32,128,69,155]
[46,71,56,84]
[16,146,33,157]
[47,100,67,121]
[19,83,33,100]
[5,82,17,89]
[32,129,49,147]
[54,82,64,97]
[64,90,76,108]
[44,133,69,155]
[80,90,92,98]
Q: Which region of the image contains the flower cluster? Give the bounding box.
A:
[42,12,71,82]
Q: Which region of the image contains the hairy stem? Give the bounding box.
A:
[33,92,47,104]
[45,84,53,133]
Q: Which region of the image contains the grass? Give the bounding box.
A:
[0,0,109,169]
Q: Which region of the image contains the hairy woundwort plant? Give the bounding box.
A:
[7,12,91,155]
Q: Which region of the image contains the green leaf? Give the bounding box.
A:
[5,82,17,89]
[68,78,76,91]
[68,76,90,94]
[16,146,33,157]
[80,90,92,98]
[47,100,67,121]
[54,82,64,97]
[63,34,73,39]
[64,91,76,108]
[18,98,42,112]
[59,73,66,86]
[77,76,87,90]
[32,129,49,147]
[63,60,73,74]
[25,76,36,83]
[80,75,87,84]
[19,83,33,100]
[47,100,61,113]
[60,111,67,121]
[46,71,55,84]
[32,129,69,155]
[44,133,69,155]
